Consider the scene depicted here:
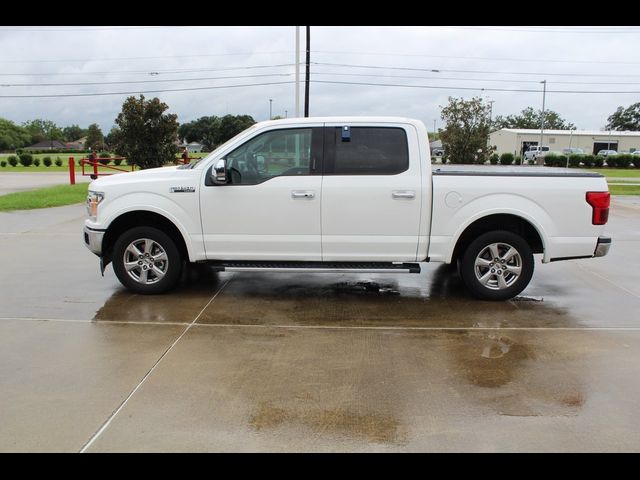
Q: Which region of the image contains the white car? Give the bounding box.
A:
[524,145,550,162]
[84,117,611,301]
[597,149,618,156]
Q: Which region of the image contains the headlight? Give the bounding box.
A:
[86,190,105,219]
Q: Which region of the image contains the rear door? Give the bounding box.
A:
[320,123,423,261]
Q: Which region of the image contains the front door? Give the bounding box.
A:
[320,123,423,262]
[200,126,324,261]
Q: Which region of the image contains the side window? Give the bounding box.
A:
[225,128,312,185]
[325,127,409,175]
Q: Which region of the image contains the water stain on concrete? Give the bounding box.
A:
[249,401,406,444]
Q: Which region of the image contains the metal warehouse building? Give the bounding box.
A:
[490,128,640,157]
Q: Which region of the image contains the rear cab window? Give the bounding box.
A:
[323,127,409,175]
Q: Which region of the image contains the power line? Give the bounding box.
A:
[311,79,640,94]
[313,61,640,78]
[431,26,640,34]
[0,26,194,32]
[312,71,640,86]
[0,51,294,64]
[313,50,640,66]
[0,63,296,77]
[0,73,293,87]
[0,81,295,98]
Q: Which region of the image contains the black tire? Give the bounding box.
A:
[459,230,534,301]
[112,226,182,294]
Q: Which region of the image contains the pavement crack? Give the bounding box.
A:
[78,277,232,453]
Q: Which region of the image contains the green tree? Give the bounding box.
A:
[605,102,640,131]
[492,107,575,130]
[85,123,104,151]
[104,126,121,150]
[178,116,221,150]
[114,95,179,169]
[0,118,32,150]
[216,114,256,145]
[62,124,86,142]
[440,96,492,164]
[22,119,63,143]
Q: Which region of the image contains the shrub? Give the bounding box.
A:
[593,156,604,167]
[43,156,52,167]
[8,155,18,167]
[33,158,41,167]
[543,154,556,166]
[499,153,514,165]
[582,155,595,168]
[15,148,23,155]
[635,156,640,168]
[605,155,618,168]
[18,153,33,167]
[489,153,499,165]
[617,154,633,168]
[568,155,582,168]
[55,157,63,167]
[0,160,6,167]
[98,152,111,165]
[514,155,523,165]
[113,158,123,166]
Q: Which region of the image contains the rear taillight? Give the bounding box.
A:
[586,191,610,225]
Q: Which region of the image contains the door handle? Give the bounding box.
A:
[392,190,416,199]
[291,190,315,199]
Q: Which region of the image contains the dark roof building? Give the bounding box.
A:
[24,140,69,150]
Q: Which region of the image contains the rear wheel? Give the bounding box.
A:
[112,226,182,294]
[460,230,534,301]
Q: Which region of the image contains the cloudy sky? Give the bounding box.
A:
[1,25,639,133]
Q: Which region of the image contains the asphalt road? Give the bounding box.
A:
[0,172,91,196]
[0,198,639,452]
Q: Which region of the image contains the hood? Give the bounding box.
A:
[89,165,181,190]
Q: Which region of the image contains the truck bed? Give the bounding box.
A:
[432,165,603,178]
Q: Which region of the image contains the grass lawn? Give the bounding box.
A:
[0,184,89,211]
[591,168,640,178]
[609,184,640,195]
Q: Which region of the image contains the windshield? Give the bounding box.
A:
[178,124,259,170]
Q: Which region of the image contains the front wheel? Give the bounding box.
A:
[459,230,534,301]
[112,226,182,294]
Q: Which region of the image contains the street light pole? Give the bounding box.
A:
[269,98,273,120]
[295,26,300,118]
[285,110,288,118]
[539,80,547,165]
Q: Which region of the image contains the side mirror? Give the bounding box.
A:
[212,159,228,185]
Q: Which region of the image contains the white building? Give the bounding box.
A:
[490,128,640,157]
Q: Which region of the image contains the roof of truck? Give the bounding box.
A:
[255,116,425,127]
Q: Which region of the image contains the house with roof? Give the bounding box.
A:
[24,140,69,151]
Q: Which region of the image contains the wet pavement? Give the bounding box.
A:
[1,198,640,452]
[0,172,90,195]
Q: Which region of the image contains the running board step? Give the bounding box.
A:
[208,261,421,274]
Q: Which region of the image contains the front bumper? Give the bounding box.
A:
[594,236,611,258]
[84,226,105,256]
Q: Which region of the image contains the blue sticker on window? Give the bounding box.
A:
[341,125,351,142]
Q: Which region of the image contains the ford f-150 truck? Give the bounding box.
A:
[83,117,611,300]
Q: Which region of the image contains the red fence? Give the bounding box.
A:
[69,155,196,184]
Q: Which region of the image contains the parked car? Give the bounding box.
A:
[84,117,611,301]
[562,147,585,155]
[524,145,550,162]
[432,147,445,157]
[597,150,618,157]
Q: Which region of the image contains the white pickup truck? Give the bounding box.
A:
[83,117,611,300]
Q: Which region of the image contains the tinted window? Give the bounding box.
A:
[225,128,312,185]
[326,127,409,175]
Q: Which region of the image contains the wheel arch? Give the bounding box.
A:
[450,213,545,265]
[102,210,189,268]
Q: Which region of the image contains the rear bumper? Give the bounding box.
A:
[594,236,611,258]
[84,226,104,256]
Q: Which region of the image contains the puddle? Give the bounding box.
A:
[332,281,400,296]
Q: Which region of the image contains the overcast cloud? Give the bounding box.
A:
[0,25,639,133]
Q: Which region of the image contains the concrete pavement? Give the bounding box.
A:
[0,172,91,196]
[1,198,639,452]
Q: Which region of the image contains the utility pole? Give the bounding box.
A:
[488,100,495,124]
[539,80,547,165]
[285,110,288,118]
[433,119,436,133]
[295,26,300,118]
[269,98,273,120]
[304,26,310,117]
